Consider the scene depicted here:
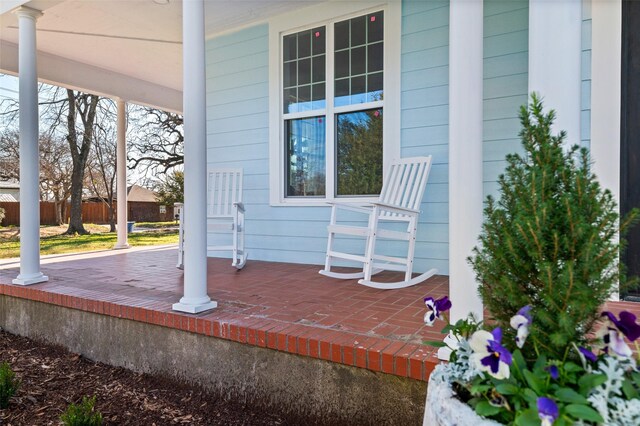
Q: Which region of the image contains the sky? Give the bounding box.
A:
[0,73,19,102]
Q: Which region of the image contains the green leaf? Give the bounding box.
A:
[563,362,582,373]
[440,324,454,334]
[470,383,491,395]
[522,388,538,403]
[475,400,503,417]
[622,378,639,399]
[523,369,544,394]
[512,350,527,380]
[423,340,447,348]
[495,383,519,395]
[514,408,540,426]
[578,373,607,395]
[554,388,588,404]
[564,404,604,423]
[632,371,640,388]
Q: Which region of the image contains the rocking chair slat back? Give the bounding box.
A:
[379,157,432,216]
[207,169,243,218]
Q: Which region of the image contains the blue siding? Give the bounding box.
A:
[203,0,535,275]
[483,0,529,198]
[401,0,450,274]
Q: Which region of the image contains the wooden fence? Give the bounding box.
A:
[0,201,116,226]
[0,201,175,226]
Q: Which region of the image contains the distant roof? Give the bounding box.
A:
[0,180,19,189]
[127,185,157,203]
[0,193,17,202]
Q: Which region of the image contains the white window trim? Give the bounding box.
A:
[268,0,401,206]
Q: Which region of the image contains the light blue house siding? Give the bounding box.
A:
[204,0,531,275]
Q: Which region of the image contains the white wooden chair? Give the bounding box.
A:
[176,168,247,270]
[319,156,437,289]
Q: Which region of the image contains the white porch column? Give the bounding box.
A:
[449,0,484,323]
[591,0,620,204]
[529,0,582,146]
[13,6,48,286]
[114,98,130,249]
[173,0,217,313]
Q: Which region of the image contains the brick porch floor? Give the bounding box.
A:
[0,245,637,382]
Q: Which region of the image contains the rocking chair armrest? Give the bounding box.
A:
[233,202,245,213]
[371,202,420,215]
[327,202,373,214]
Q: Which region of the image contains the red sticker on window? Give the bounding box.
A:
[315,31,321,38]
[370,16,376,22]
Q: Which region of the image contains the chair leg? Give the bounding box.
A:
[405,217,418,281]
[323,205,338,273]
[362,207,380,282]
[232,220,239,268]
[236,211,247,269]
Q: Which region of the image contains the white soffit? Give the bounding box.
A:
[0,0,324,112]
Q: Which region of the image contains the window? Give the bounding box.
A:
[269,2,400,205]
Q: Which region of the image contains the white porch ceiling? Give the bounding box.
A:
[0,0,324,112]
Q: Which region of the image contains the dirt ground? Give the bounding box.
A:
[0,330,294,425]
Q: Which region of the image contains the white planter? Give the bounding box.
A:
[423,373,502,426]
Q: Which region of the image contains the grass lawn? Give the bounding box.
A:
[0,224,178,259]
[134,221,179,229]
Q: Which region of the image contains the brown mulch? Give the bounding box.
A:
[0,330,293,425]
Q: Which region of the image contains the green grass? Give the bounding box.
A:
[0,230,178,259]
[133,221,179,229]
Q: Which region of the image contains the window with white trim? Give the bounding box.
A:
[269,2,400,205]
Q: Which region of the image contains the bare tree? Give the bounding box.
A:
[64,89,100,235]
[0,129,20,180]
[39,134,72,225]
[128,106,183,175]
[86,99,117,231]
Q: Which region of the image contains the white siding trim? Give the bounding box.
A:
[268,0,401,206]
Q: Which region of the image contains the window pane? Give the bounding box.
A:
[335,50,349,78]
[335,20,349,50]
[312,27,325,55]
[351,46,366,75]
[283,61,297,88]
[286,117,326,197]
[334,11,384,107]
[283,26,326,114]
[367,42,383,73]
[336,109,383,196]
[298,31,311,58]
[368,11,384,43]
[298,58,311,85]
[350,15,366,46]
[284,34,297,61]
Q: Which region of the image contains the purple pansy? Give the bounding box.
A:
[423,296,451,327]
[510,305,533,348]
[602,311,640,342]
[578,346,597,363]
[469,327,513,379]
[537,397,559,426]
[545,365,559,380]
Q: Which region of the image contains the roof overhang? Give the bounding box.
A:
[0,0,324,113]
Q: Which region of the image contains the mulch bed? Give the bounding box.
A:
[0,330,293,425]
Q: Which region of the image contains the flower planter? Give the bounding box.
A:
[423,372,501,426]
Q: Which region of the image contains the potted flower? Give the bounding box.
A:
[423,94,640,425]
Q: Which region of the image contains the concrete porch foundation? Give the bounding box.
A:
[0,295,426,425]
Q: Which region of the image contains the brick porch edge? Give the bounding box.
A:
[0,284,439,381]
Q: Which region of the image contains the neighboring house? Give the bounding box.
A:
[0,180,19,202]
[126,184,174,222]
[0,0,634,312]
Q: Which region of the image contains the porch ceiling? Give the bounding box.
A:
[0,0,324,112]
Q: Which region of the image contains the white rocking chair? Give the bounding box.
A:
[319,156,438,289]
[176,168,247,270]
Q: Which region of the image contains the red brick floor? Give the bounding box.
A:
[0,245,448,381]
[0,245,637,382]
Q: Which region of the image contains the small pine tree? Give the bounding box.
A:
[0,361,20,409]
[469,93,637,359]
[60,396,103,426]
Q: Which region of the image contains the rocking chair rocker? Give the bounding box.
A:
[319,156,437,289]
